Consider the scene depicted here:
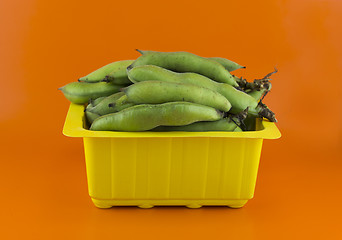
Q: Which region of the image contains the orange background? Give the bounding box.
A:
[1,0,342,239]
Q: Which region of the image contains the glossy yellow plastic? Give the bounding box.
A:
[63,103,281,209]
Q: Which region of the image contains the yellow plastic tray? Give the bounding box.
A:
[63,103,281,209]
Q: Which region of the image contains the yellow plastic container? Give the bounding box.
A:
[63,103,281,209]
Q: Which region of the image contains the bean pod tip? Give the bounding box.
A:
[136,49,143,55]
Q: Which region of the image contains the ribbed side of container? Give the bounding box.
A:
[83,136,263,207]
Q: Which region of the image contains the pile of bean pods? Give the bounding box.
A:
[59,50,277,132]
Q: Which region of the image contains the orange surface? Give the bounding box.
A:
[1,0,342,239]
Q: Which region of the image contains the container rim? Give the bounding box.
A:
[63,103,281,139]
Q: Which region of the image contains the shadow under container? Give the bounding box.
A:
[63,103,281,209]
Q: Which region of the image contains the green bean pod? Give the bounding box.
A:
[130,50,238,87]
[90,102,224,131]
[127,65,259,115]
[79,60,134,83]
[122,81,231,112]
[150,117,239,132]
[209,57,245,72]
[58,82,125,104]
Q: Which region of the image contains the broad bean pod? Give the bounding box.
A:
[122,81,231,112]
[58,82,126,104]
[129,50,238,87]
[90,102,224,131]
